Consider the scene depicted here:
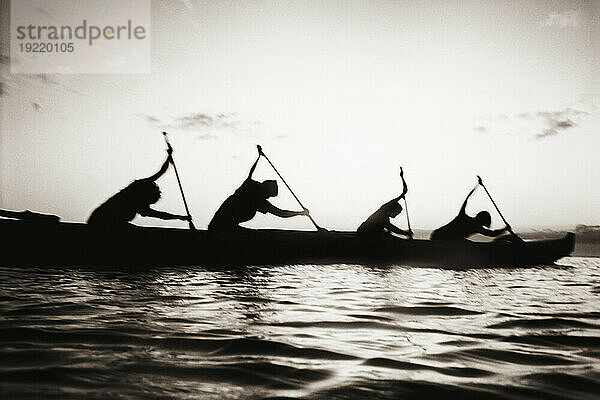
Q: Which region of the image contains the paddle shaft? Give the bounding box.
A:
[259,150,322,231]
[403,198,411,232]
[477,177,517,237]
[162,132,195,230]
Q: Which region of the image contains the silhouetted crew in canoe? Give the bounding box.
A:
[430,177,511,241]
[357,168,413,238]
[87,148,191,227]
[208,148,309,231]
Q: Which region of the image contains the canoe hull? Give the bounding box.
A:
[0,219,575,268]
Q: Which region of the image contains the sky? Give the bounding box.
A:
[1,0,599,231]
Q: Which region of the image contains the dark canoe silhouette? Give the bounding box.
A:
[0,218,574,268]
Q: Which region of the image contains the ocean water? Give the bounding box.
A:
[1,257,599,399]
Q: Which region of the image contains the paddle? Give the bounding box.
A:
[162,132,196,230]
[400,167,413,239]
[476,175,521,241]
[257,145,324,231]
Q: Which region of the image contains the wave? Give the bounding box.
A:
[374,305,482,316]
[501,334,600,348]
[346,313,394,321]
[488,318,599,329]
[521,372,600,396]
[263,320,399,330]
[303,379,559,400]
[307,372,600,399]
[364,357,493,377]
[0,327,357,360]
[3,302,105,316]
[129,361,331,389]
[424,347,577,365]
[527,311,600,319]
[0,362,332,391]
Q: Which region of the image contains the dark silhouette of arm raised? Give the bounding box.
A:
[143,153,171,182]
[460,185,478,214]
[392,170,409,202]
[393,179,408,202]
[247,153,261,180]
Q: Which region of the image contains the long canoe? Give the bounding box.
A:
[0,218,574,268]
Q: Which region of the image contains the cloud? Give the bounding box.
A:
[179,112,214,128]
[138,112,289,142]
[536,129,559,139]
[536,108,587,120]
[135,114,175,132]
[141,114,161,124]
[533,108,588,139]
[197,133,218,141]
[554,119,574,129]
[0,64,83,98]
[138,111,267,140]
[475,106,591,140]
[539,9,582,28]
[176,112,242,130]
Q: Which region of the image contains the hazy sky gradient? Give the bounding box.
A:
[1,0,598,230]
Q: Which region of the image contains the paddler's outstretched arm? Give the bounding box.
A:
[478,226,510,237]
[263,202,309,218]
[144,148,173,182]
[386,222,413,238]
[139,207,190,221]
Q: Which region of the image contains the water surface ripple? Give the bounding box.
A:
[1,257,599,399]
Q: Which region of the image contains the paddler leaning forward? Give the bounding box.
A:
[430,177,511,241]
[208,146,309,232]
[357,168,413,238]
[87,147,191,227]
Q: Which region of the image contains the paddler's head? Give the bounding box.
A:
[261,180,278,198]
[389,202,403,217]
[135,181,161,205]
[475,211,491,227]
